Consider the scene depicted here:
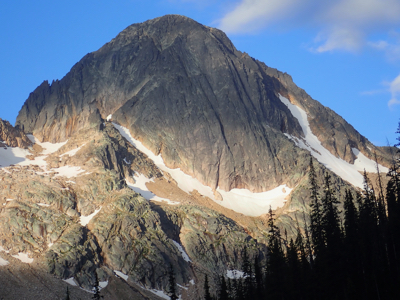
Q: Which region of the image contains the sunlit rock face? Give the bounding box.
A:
[0,119,32,148]
[16,15,390,194]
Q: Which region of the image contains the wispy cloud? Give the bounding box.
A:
[388,74,400,108]
[361,74,400,108]
[368,31,400,61]
[360,89,387,96]
[217,0,400,53]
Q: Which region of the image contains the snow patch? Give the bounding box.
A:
[123,157,131,165]
[352,148,389,173]
[279,94,388,189]
[11,252,33,263]
[172,240,191,262]
[177,283,188,290]
[114,123,215,199]
[0,135,88,181]
[63,277,78,286]
[146,288,171,300]
[38,203,50,207]
[60,144,85,157]
[114,270,129,281]
[27,135,67,155]
[226,270,246,279]
[0,256,9,266]
[216,185,291,216]
[125,174,180,205]
[99,281,108,290]
[106,114,112,121]
[79,208,101,226]
[50,166,86,178]
[0,246,10,253]
[190,279,195,285]
[0,147,29,168]
[114,124,291,216]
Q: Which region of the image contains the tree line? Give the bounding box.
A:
[205,128,400,300]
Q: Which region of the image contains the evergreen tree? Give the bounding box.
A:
[358,172,387,299]
[241,247,253,299]
[319,173,344,298]
[386,171,400,284]
[294,226,311,299]
[218,275,229,300]
[227,278,233,300]
[168,264,178,300]
[92,271,104,300]
[286,238,301,299]
[204,274,212,300]
[266,206,287,300]
[65,286,70,300]
[343,189,362,298]
[253,256,264,300]
[302,211,314,268]
[309,158,324,260]
[235,279,245,300]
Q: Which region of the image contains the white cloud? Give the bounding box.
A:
[218,0,303,34]
[369,40,390,50]
[314,27,364,53]
[217,0,400,53]
[368,31,400,61]
[388,74,400,108]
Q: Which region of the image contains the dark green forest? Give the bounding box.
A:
[203,124,400,300]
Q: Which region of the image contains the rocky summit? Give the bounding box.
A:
[0,15,394,299]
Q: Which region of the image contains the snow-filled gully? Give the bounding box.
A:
[114,123,292,217]
[278,94,388,189]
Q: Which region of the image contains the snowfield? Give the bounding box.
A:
[114,123,291,216]
[226,270,246,279]
[279,94,388,189]
[0,256,9,266]
[172,240,192,262]
[11,252,33,263]
[125,174,180,205]
[0,134,89,179]
[114,270,128,281]
[60,144,85,157]
[79,207,102,226]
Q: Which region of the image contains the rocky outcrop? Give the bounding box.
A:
[0,120,268,297]
[0,118,32,148]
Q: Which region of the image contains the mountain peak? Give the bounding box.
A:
[15,15,391,194]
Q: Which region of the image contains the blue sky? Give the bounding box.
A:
[1,0,399,146]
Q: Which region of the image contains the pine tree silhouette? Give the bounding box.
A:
[204,274,212,300]
[92,271,104,300]
[168,264,178,300]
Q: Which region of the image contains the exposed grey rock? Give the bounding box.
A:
[15,15,325,193]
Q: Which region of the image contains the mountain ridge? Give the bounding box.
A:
[0,14,396,299]
[16,14,390,196]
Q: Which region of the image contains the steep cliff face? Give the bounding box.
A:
[16,14,384,195]
[0,119,32,148]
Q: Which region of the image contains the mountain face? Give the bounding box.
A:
[16,15,390,194]
[1,14,394,299]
